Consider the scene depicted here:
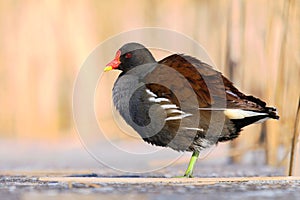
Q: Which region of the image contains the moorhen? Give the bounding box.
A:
[104,42,279,177]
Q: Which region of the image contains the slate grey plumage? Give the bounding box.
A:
[104,42,279,177]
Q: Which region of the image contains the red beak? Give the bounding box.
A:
[104,50,121,72]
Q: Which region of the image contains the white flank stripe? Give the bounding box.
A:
[148,97,170,103]
[145,89,157,97]
[224,109,268,119]
[167,109,185,114]
[226,90,239,97]
[165,113,192,121]
[183,127,204,132]
[161,104,178,109]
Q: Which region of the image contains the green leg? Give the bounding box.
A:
[183,150,199,178]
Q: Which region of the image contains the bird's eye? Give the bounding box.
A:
[125,53,132,59]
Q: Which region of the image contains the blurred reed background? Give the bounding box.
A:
[0,0,299,171]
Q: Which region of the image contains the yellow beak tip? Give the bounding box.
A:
[104,66,113,72]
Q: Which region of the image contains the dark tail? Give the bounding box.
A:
[231,106,279,131]
[265,106,280,120]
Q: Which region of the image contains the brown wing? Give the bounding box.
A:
[156,54,268,112]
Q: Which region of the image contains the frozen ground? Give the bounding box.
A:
[0,138,299,199]
[1,165,300,200]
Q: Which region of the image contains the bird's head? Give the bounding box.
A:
[104,42,156,73]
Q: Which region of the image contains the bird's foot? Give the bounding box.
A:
[175,151,199,178]
[174,172,193,178]
[183,171,193,178]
